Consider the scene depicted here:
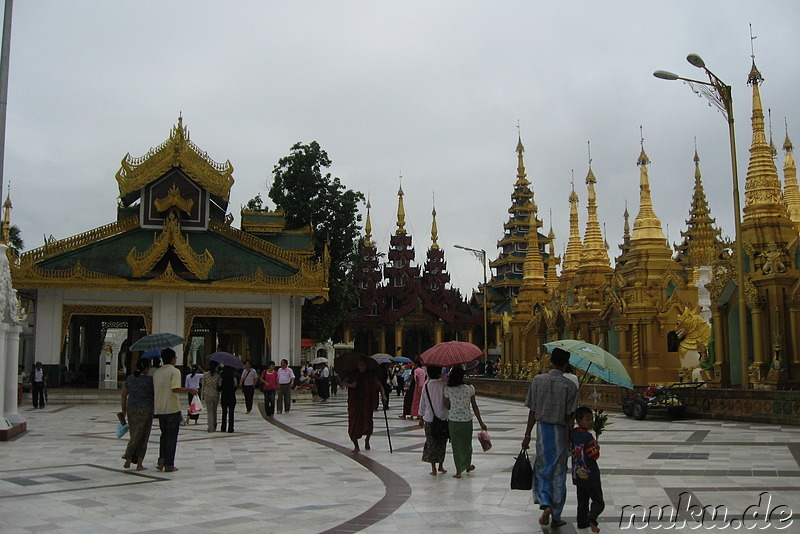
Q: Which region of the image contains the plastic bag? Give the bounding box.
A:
[510,449,533,490]
[189,395,203,415]
[477,430,492,452]
[116,422,129,439]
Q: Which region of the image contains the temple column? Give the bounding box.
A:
[789,307,799,364]
[393,322,403,357]
[379,328,386,354]
[434,322,443,345]
[4,324,22,425]
[342,327,352,344]
[0,323,8,430]
[616,324,631,370]
[751,307,765,366]
[631,323,641,369]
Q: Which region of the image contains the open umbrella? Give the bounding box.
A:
[130,332,187,351]
[371,354,393,364]
[310,356,329,364]
[208,351,245,369]
[334,352,377,378]
[544,339,633,389]
[392,356,413,364]
[420,341,482,367]
[140,349,162,359]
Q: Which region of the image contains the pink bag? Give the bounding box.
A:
[477,430,492,452]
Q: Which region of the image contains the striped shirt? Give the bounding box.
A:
[524,369,578,425]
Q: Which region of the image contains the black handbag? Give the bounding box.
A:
[425,385,450,440]
[511,449,533,490]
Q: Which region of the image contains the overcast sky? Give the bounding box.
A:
[4,2,800,295]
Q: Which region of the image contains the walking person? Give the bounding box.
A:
[31,362,47,409]
[259,361,278,417]
[521,347,578,528]
[400,365,414,420]
[410,361,426,420]
[418,365,448,476]
[341,357,388,453]
[276,359,295,414]
[200,361,221,432]
[153,348,197,472]
[219,366,238,433]
[443,365,487,478]
[572,406,605,533]
[17,365,27,406]
[184,365,203,424]
[120,358,154,471]
[317,361,330,403]
[240,360,258,414]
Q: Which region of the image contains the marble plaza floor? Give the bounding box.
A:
[1,392,798,533]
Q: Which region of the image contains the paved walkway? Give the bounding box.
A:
[1,392,798,533]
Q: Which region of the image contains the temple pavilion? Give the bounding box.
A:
[10,117,328,388]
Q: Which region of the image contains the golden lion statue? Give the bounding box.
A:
[676,306,712,362]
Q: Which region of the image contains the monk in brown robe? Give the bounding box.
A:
[341,358,388,453]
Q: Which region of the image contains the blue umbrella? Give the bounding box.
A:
[208,351,245,369]
[140,349,162,359]
[392,356,413,363]
[544,339,633,390]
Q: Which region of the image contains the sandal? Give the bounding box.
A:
[551,519,567,528]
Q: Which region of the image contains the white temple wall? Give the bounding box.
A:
[32,288,302,371]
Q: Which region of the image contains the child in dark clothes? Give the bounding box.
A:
[572,406,605,532]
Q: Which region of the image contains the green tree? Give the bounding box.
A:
[245,193,265,211]
[0,223,23,251]
[269,141,365,341]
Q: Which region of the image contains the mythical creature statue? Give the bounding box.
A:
[676,306,712,363]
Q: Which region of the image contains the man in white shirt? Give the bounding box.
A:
[317,362,331,402]
[31,362,46,409]
[153,348,197,472]
[241,360,258,414]
[276,359,295,414]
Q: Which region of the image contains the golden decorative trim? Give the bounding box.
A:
[127,213,214,279]
[61,304,152,349]
[154,184,194,215]
[184,306,271,342]
[16,217,140,268]
[116,117,234,202]
[209,219,317,263]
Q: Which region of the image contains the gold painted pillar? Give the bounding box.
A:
[379,328,387,354]
[617,324,631,370]
[751,307,765,366]
[789,307,799,364]
[394,322,403,358]
[711,308,726,366]
[342,328,352,344]
[631,323,641,369]
[467,330,474,345]
[434,323,443,345]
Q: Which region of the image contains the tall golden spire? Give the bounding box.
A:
[518,202,548,303]
[430,193,439,250]
[562,172,582,276]
[675,148,724,267]
[546,212,560,288]
[364,197,373,247]
[782,123,800,230]
[1,185,11,245]
[579,162,610,268]
[631,134,668,244]
[516,134,530,187]
[743,60,785,220]
[395,176,407,236]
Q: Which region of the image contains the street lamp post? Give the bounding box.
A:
[654,53,749,388]
[454,244,489,361]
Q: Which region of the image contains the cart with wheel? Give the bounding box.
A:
[621,382,705,420]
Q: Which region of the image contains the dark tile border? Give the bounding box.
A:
[262,405,412,533]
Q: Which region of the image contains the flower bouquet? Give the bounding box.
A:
[592,409,609,438]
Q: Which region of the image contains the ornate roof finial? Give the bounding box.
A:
[516,127,527,184]
[546,208,560,288]
[637,126,650,167]
[364,195,373,247]
[430,191,439,250]
[579,154,610,268]
[769,108,778,159]
[2,182,11,245]
[396,173,407,235]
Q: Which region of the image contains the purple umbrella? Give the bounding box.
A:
[208,351,245,369]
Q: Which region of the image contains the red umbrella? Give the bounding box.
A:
[419,341,482,367]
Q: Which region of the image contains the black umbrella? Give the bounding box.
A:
[208,351,245,369]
